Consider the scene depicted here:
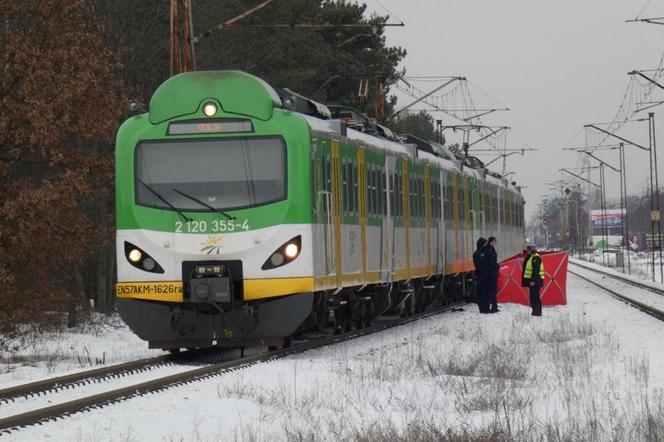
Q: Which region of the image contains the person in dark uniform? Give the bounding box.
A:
[473,237,489,313]
[522,248,545,316]
[483,236,500,313]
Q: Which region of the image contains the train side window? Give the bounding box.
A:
[374,167,379,218]
[380,171,386,216]
[374,169,381,217]
[343,161,350,215]
[443,181,448,220]
[407,176,413,219]
[417,176,423,219]
[325,157,331,194]
[352,160,358,215]
[413,175,418,219]
[416,175,421,219]
[433,182,439,218]
[389,173,395,217]
[421,177,425,219]
[350,161,356,216]
[415,175,420,219]
[396,173,401,218]
[376,168,381,218]
[368,167,375,217]
[391,173,397,217]
[433,181,440,218]
[311,156,317,214]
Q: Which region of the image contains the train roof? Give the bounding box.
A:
[301,114,522,195]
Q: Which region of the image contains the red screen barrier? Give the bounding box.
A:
[497,251,568,306]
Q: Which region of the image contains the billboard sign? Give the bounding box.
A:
[591,209,625,249]
[590,209,625,228]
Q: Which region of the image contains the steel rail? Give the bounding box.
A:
[0,302,464,433]
[0,355,172,404]
[569,260,664,296]
[569,267,664,321]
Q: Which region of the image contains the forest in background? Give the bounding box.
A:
[0,0,441,348]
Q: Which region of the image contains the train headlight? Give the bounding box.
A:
[285,243,299,259]
[203,102,218,117]
[124,242,165,274]
[128,249,142,262]
[261,236,302,270]
[142,257,156,271]
[270,253,285,267]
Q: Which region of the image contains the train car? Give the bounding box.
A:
[115,71,525,350]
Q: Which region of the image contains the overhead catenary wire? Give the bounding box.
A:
[370,0,405,26]
[636,0,654,20]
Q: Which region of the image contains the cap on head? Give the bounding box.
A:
[477,237,487,249]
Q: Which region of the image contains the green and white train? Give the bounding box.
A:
[115,71,525,350]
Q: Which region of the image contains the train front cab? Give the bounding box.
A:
[115,72,317,350]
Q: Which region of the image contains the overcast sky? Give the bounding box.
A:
[365,0,664,219]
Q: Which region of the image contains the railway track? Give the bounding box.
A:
[0,354,172,404]
[569,261,664,321]
[570,259,664,296]
[0,302,464,433]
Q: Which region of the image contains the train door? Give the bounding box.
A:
[463,176,472,261]
[479,180,487,237]
[424,165,432,277]
[437,171,446,276]
[470,177,481,249]
[402,160,411,280]
[451,173,460,264]
[313,140,334,280]
[357,147,368,287]
[383,156,396,281]
[331,140,343,291]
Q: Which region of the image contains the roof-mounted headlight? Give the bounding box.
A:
[203,102,218,117]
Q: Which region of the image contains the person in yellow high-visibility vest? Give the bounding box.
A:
[522,248,545,316]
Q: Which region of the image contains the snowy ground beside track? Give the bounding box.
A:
[2,273,664,441]
[570,259,664,311]
[0,314,162,389]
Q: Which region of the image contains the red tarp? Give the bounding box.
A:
[497,251,568,306]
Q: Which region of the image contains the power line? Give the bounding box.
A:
[370,0,405,25]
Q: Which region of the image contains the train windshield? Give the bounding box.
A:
[135,136,286,211]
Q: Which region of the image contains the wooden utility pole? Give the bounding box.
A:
[170,0,196,76]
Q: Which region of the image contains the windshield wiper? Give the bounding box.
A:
[137,178,191,222]
[172,188,236,220]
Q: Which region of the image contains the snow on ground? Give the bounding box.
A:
[3,274,664,441]
[575,251,664,287]
[0,314,164,389]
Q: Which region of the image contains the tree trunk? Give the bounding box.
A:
[68,266,90,328]
[107,241,117,313]
[96,244,109,313]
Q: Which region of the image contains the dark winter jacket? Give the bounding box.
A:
[473,238,487,279]
[479,244,499,283]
